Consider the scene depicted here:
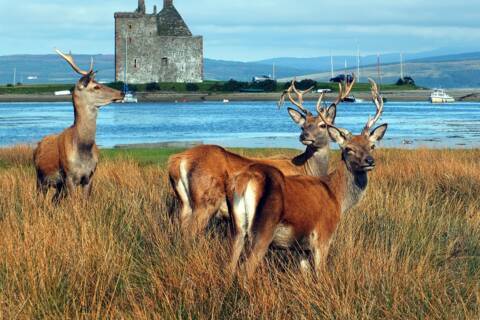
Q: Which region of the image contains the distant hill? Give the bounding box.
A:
[254,51,477,73]
[0,54,115,85]
[1,52,480,88]
[278,58,480,89]
[0,55,316,84]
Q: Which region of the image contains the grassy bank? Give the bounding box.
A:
[0,145,479,318]
[0,81,418,95]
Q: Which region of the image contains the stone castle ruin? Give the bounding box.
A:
[114,0,203,84]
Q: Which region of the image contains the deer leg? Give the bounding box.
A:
[83,178,94,199]
[52,182,66,204]
[36,177,48,196]
[311,232,332,276]
[243,226,275,280]
[172,179,193,232]
[228,227,246,275]
[190,202,220,236]
[65,176,75,196]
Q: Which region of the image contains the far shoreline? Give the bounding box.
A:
[1,89,480,103]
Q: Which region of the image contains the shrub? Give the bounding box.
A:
[396,76,415,86]
[186,83,199,91]
[222,79,247,92]
[108,82,125,91]
[252,79,277,92]
[146,82,161,92]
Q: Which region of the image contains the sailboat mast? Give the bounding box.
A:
[330,54,334,79]
[377,53,382,86]
[400,52,404,80]
[357,47,361,82]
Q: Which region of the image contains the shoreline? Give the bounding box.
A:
[1,89,480,103]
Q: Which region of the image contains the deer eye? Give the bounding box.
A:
[94,85,101,90]
[345,147,354,154]
[371,145,376,150]
[319,123,327,129]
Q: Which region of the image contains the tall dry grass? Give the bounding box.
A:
[0,146,479,319]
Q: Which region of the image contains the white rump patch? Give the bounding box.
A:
[233,181,257,236]
[177,160,192,218]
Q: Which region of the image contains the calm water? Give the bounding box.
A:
[1,101,480,149]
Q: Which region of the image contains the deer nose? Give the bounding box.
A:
[365,156,375,166]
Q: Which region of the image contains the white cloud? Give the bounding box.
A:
[0,0,479,60]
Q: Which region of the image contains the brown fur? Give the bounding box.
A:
[34,66,123,202]
[227,124,388,279]
[168,106,336,235]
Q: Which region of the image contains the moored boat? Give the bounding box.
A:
[430,89,455,103]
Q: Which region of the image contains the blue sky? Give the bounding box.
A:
[0,0,479,61]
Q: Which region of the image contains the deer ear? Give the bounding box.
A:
[327,126,349,147]
[288,108,305,126]
[78,74,93,89]
[369,124,388,143]
[325,105,336,123]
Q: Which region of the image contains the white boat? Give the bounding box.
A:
[121,29,138,104]
[54,90,71,96]
[122,92,138,103]
[343,95,361,103]
[430,89,455,103]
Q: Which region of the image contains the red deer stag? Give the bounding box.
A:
[168,76,356,235]
[34,49,124,202]
[227,79,387,279]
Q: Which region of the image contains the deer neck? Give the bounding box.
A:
[72,94,98,149]
[329,158,369,214]
[292,145,330,177]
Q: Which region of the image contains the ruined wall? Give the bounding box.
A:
[114,11,203,84]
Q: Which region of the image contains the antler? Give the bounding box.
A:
[315,92,325,113]
[363,78,384,134]
[55,49,93,76]
[330,73,356,108]
[315,73,356,119]
[278,81,314,115]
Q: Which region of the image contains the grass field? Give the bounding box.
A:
[0,145,479,319]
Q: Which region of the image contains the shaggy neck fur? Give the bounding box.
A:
[292,145,330,177]
[329,157,369,214]
[72,93,97,149]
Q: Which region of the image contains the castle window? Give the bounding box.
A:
[134,59,138,68]
[128,24,132,30]
[128,37,132,44]
[161,57,168,66]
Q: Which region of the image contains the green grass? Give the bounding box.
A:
[0,81,420,95]
[100,147,300,167]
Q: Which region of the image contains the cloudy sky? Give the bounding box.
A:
[0,0,479,61]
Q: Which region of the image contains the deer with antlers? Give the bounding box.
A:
[227,79,388,279]
[34,49,124,202]
[168,76,356,235]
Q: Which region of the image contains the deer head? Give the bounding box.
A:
[56,49,124,111]
[279,75,356,149]
[320,78,387,172]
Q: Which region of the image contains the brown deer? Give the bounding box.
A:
[168,76,356,235]
[227,79,388,279]
[34,50,124,202]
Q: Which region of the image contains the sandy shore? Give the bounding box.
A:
[1,89,480,103]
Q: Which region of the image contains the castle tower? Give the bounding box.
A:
[136,0,146,14]
[114,0,203,83]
